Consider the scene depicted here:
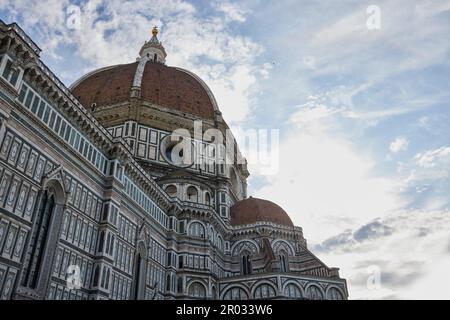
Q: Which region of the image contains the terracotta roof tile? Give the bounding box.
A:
[72,62,138,108]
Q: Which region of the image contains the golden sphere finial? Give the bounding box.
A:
[152,26,158,36]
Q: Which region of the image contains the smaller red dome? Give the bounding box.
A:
[230,197,293,227]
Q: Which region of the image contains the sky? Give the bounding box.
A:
[1,0,450,299]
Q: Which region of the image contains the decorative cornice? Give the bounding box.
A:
[0,21,115,156]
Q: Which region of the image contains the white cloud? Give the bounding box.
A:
[307,0,450,76]
[290,103,343,127]
[400,146,450,186]
[415,146,450,169]
[402,255,450,300]
[253,102,404,243]
[389,136,409,153]
[259,62,273,79]
[214,0,247,22]
[395,145,450,211]
[302,56,317,70]
[418,116,431,129]
[315,209,450,299]
[287,0,450,129]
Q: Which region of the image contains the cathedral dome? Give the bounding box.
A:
[230,197,294,227]
[70,27,218,120]
[71,62,217,120]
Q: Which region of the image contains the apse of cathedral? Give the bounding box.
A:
[0,21,348,300]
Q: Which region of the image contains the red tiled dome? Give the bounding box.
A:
[230,197,293,227]
[71,61,217,120]
[72,62,138,107]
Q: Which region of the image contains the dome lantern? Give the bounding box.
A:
[139,25,167,64]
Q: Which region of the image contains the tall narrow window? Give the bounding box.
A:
[279,252,289,272]
[166,274,171,291]
[98,231,105,253]
[133,244,147,300]
[134,253,142,299]
[21,191,55,288]
[241,253,252,275]
[92,265,100,287]
[105,269,110,290]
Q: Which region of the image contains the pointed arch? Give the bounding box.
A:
[271,239,295,256]
[221,284,250,300]
[283,281,305,299]
[20,177,66,295]
[326,285,345,300]
[187,281,207,299]
[305,283,325,300]
[252,282,277,299]
[231,240,259,256]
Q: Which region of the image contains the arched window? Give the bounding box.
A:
[208,226,214,240]
[188,222,205,238]
[223,287,248,300]
[188,282,206,298]
[165,185,177,198]
[253,283,277,299]
[217,235,224,251]
[241,252,252,275]
[327,287,344,300]
[153,53,157,62]
[284,283,303,299]
[306,285,323,300]
[205,192,211,205]
[21,190,55,288]
[186,186,198,202]
[279,251,289,272]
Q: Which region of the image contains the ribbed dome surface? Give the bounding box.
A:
[230,197,293,227]
[71,61,216,120]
